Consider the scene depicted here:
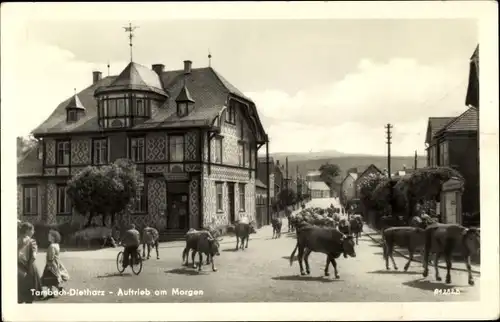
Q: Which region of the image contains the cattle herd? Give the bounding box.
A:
[138,204,480,287]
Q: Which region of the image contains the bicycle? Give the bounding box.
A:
[116,248,143,275]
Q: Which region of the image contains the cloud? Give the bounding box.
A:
[248,58,470,155]
[3,37,129,138]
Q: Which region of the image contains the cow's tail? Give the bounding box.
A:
[289,242,299,267]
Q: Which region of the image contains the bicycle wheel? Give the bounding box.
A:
[116,251,126,274]
[131,253,143,275]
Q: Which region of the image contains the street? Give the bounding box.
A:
[32,198,480,303]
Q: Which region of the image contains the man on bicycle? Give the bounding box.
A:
[121,224,140,269]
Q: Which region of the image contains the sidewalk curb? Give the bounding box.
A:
[364,227,481,275]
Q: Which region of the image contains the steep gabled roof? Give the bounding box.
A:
[17,146,43,177]
[356,164,382,182]
[436,106,478,135]
[307,181,330,191]
[255,179,267,189]
[175,85,195,103]
[31,65,266,139]
[425,117,456,144]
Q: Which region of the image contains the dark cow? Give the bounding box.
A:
[271,216,283,239]
[290,226,356,278]
[182,229,221,271]
[379,215,406,232]
[382,226,430,271]
[338,218,351,236]
[285,208,294,232]
[234,220,257,250]
[141,227,160,260]
[349,215,363,245]
[422,223,480,286]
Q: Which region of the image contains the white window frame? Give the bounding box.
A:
[93,138,108,165]
[130,137,145,162]
[132,185,146,213]
[169,135,185,162]
[216,182,223,212]
[56,141,70,166]
[238,142,245,166]
[239,183,246,211]
[214,137,223,164]
[57,185,71,214]
[23,185,38,215]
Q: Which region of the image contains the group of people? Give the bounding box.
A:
[17,221,70,303]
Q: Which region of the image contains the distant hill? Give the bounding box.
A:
[260,151,427,178]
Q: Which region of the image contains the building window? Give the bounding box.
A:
[169,135,185,162]
[239,183,246,211]
[67,110,78,122]
[214,137,223,164]
[56,141,70,165]
[226,104,236,124]
[117,99,126,116]
[136,99,145,116]
[132,185,146,213]
[108,100,117,117]
[178,102,188,117]
[23,185,38,215]
[216,182,223,212]
[130,137,145,162]
[57,185,71,214]
[92,138,108,165]
[238,142,245,166]
[442,141,449,166]
[244,144,250,166]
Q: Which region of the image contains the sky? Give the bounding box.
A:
[2,7,478,156]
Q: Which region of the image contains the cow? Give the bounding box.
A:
[338,218,350,236]
[379,215,406,232]
[182,229,221,272]
[271,216,283,239]
[409,216,426,229]
[382,226,430,271]
[285,208,294,232]
[349,215,363,245]
[141,227,160,260]
[234,220,257,250]
[289,225,356,278]
[422,223,480,286]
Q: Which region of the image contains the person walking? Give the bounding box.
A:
[18,222,43,303]
[41,230,70,297]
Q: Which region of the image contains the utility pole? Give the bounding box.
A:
[385,124,392,179]
[414,150,418,170]
[285,156,289,190]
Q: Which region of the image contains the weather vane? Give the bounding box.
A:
[208,49,212,67]
[123,22,139,62]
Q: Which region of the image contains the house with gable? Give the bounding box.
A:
[17,58,269,239]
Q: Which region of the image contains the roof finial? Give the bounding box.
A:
[74,88,77,95]
[107,61,110,76]
[123,22,139,62]
[208,49,212,67]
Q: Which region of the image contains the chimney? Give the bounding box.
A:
[92,71,102,84]
[152,64,165,76]
[184,60,192,74]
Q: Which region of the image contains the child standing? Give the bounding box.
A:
[41,230,69,297]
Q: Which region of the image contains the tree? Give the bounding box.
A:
[318,163,341,188]
[67,159,144,227]
[277,188,297,209]
[17,135,38,159]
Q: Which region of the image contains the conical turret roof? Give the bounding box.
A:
[175,85,195,103]
[64,93,85,110]
[95,62,167,96]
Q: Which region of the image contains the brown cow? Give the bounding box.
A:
[141,227,160,260]
[349,215,363,245]
[182,229,222,271]
[422,223,480,286]
[290,226,356,278]
[271,216,283,239]
[234,220,257,250]
[382,226,429,271]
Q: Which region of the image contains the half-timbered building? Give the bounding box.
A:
[17,59,269,238]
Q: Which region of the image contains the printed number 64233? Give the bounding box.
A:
[434,288,461,295]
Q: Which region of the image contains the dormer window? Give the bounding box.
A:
[175,85,195,118]
[178,102,188,117]
[67,110,78,122]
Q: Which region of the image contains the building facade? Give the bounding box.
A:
[341,173,358,202]
[308,181,331,199]
[425,106,479,216]
[17,60,269,237]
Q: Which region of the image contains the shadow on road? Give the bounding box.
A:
[221,248,239,252]
[403,278,461,292]
[367,269,422,275]
[96,272,132,278]
[272,275,340,283]
[282,255,298,262]
[165,268,205,276]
